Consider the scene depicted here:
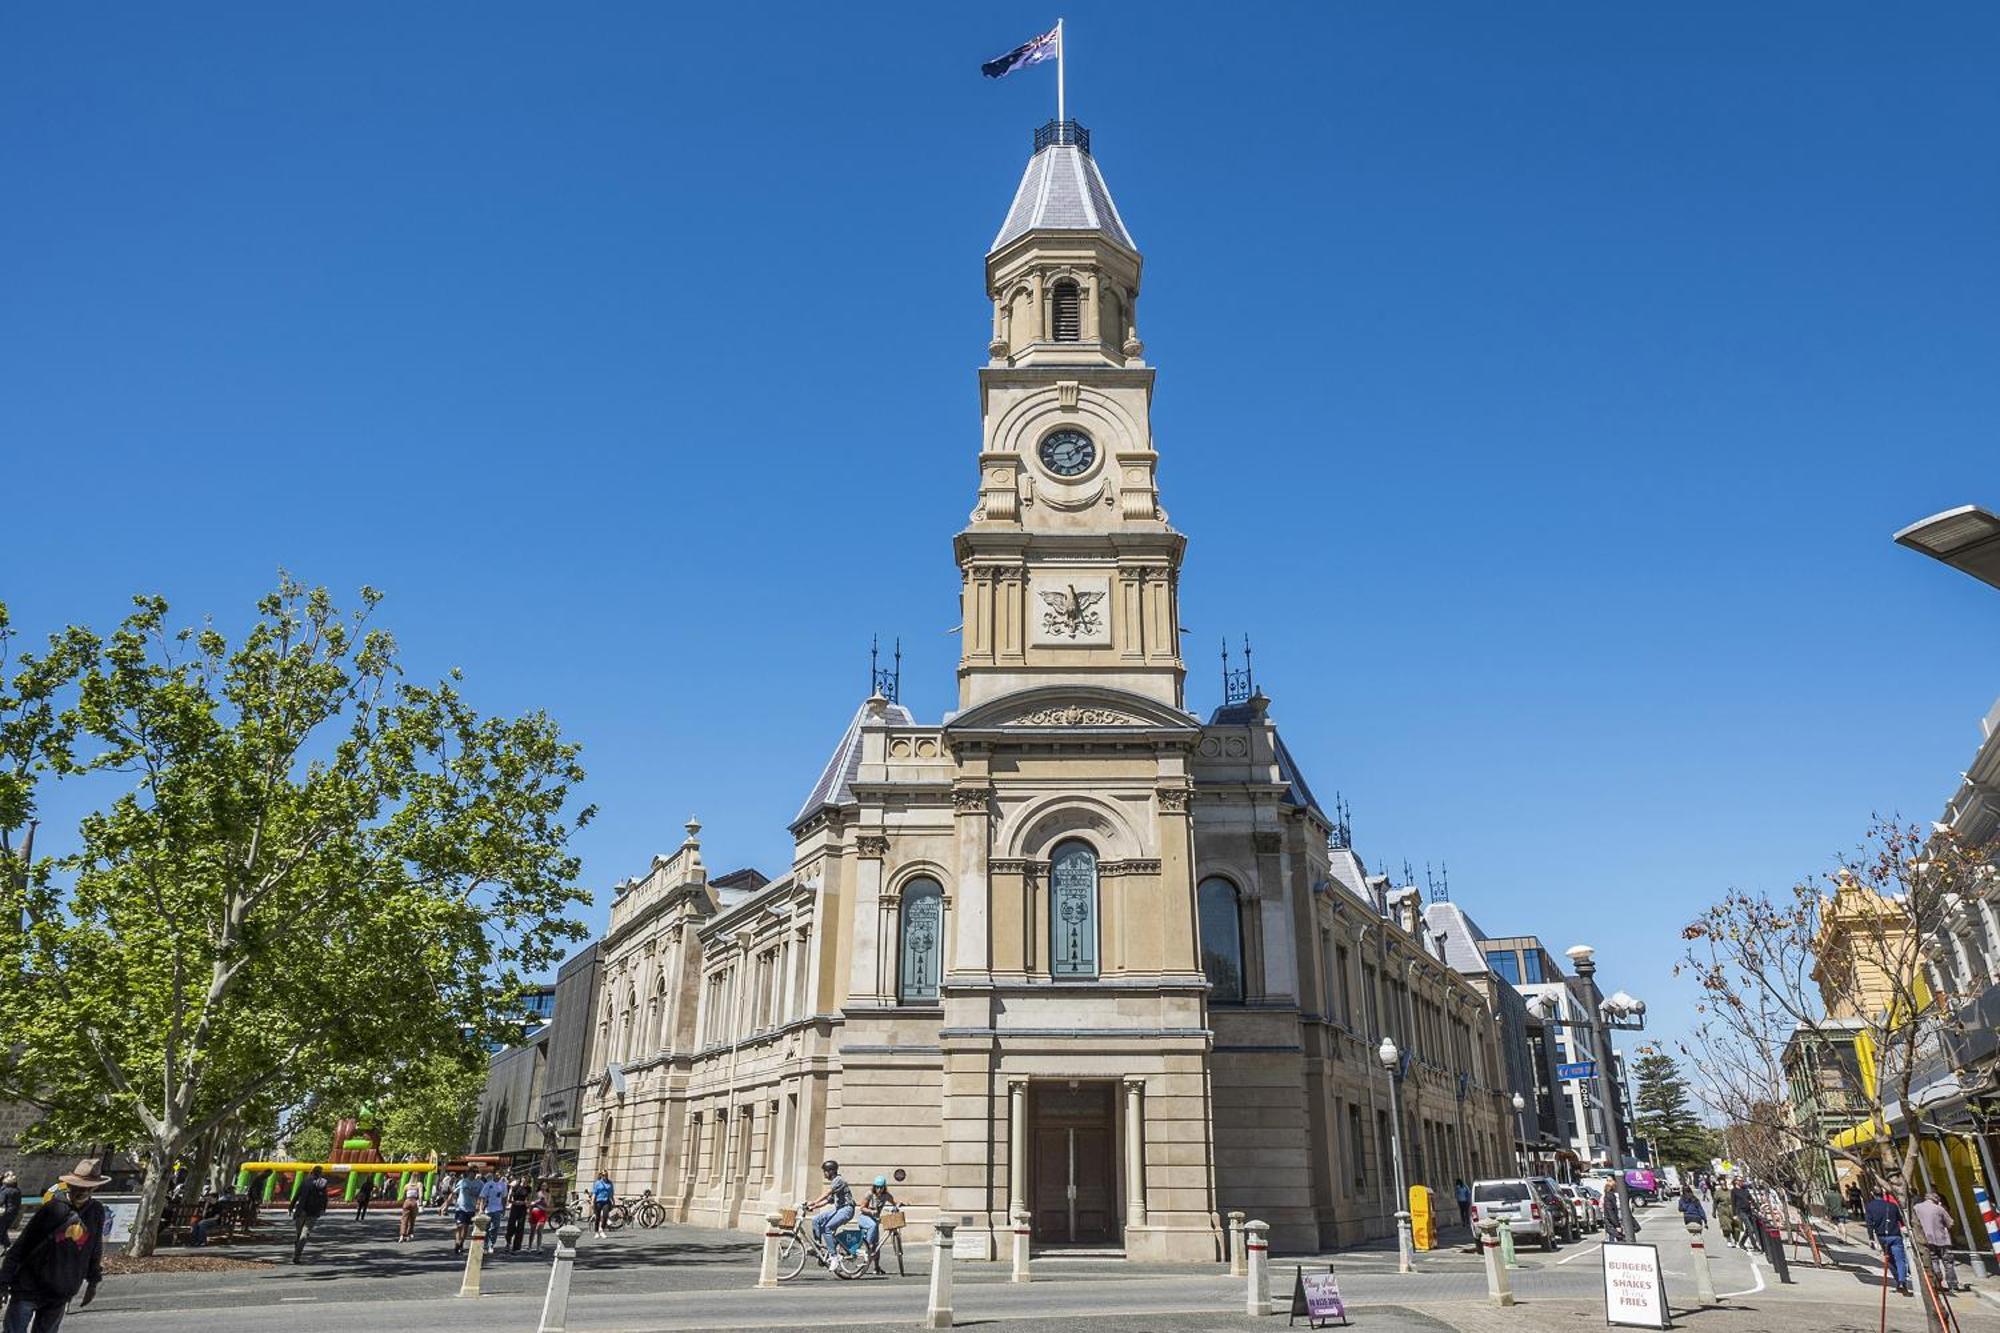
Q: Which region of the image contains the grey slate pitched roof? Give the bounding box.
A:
[793,698,917,827]
[992,143,1136,254]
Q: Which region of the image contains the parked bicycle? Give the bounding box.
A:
[605,1189,667,1231]
[774,1203,871,1280]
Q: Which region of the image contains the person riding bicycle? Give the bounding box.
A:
[806,1160,856,1256]
[858,1176,899,1274]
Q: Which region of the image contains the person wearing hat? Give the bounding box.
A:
[857,1176,899,1275]
[0,1172,20,1249]
[0,1158,108,1330]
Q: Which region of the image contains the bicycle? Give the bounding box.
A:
[774,1204,871,1280]
[605,1189,666,1231]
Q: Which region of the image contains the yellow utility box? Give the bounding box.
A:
[1409,1184,1437,1250]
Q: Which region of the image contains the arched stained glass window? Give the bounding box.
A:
[1198,877,1245,1004]
[899,878,944,1003]
[1050,840,1099,977]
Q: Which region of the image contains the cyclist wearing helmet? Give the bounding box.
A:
[805,1160,855,1255]
[858,1175,899,1274]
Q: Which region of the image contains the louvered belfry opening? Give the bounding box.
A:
[1051,280,1082,342]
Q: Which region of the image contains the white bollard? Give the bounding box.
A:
[1229,1210,1247,1277]
[1245,1219,1272,1316]
[757,1211,785,1289]
[1477,1218,1514,1307]
[924,1220,956,1329]
[458,1212,490,1297]
[1686,1221,1719,1305]
[536,1223,583,1333]
[1011,1206,1032,1283]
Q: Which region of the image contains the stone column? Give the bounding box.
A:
[1008,1080,1030,1219]
[459,1213,490,1297]
[1228,1211,1247,1278]
[926,1220,957,1329]
[1686,1220,1718,1305]
[1011,1205,1032,1283]
[1244,1220,1271,1316]
[1123,1078,1147,1229]
[757,1211,785,1289]
[1477,1218,1513,1307]
[536,1223,582,1333]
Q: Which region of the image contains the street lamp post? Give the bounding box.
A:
[1378,1036,1415,1273]
[1511,1092,1527,1175]
[1895,505,2000,591]
[1564,944,1645,1243]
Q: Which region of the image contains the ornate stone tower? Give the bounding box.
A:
[958,120,1185,710]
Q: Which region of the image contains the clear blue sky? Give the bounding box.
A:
[7,4,1999,1062]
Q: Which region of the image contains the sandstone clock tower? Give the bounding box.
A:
[957,120,1185,710]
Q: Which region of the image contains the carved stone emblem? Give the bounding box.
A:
[1013,706,1134,727]
[951,787,993,813]
[1155,785,1193,813]
[856,835,890,859]
[1038,584,1105,639]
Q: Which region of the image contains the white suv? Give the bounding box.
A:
[1469,1177,1559,1250]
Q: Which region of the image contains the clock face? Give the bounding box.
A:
[1038,429,1097,478]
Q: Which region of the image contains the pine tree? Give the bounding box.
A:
[1632,1052,1715,1170]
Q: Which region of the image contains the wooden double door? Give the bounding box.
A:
[1029,1082,1117,1244]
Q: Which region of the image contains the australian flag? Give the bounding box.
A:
[982,26,1058,79]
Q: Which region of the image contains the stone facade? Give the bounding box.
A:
[574,122,1512,1261]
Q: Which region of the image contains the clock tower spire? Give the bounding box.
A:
[956,120,1185,711]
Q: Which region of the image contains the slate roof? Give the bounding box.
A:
[992,142,1136,254]
[1424,900,1495,975]
[793,698,917,827]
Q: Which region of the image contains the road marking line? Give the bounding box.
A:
[279,1296,319,1303]
[1718,1258,1766,1298]
[1558,1242,1604,1266]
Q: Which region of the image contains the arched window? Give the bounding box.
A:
[1199,877,1245,1003]
[1050,840,1099,977]
[1050,280,1081,342]
[899,878,944,1004]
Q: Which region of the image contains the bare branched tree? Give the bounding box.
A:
[1678,816,1992,1326]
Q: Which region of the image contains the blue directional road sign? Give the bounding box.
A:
[1557,1061,1597,1081]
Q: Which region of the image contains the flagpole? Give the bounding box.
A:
[1057,18,1066,126]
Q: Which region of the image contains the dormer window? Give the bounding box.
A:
[1051,280,1081,342]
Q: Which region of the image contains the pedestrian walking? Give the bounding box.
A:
[478,1170,507,1252]
[1454,1179,1471,1229]
[528,1187,550,1252]
[352,1174,375,1222]
[0,1173,20,1250]
[289,1166,331,1265]
[0,1159,109,1332]
[451,1171,481,1254]
[506,1176,531,1252]
[398,1178,422,1243]
[1864,1185,1912,1296]
[1728,1180,1758,1250]
[1715,1184,1742,1248]
[1911,1190,1959,1293]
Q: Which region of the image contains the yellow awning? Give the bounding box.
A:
[1830,1118,1888,1151]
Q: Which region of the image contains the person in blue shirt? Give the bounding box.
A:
[591,1172,616,1238]
[452,1172,482,1254]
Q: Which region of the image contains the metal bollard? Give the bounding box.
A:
[757,1211,785,1289]
[1245,1219,1272,1316]
[458,1213,490,1297]
[1497,1217,1517,1269]
[536,1223,583,1333]
[924,1220,956,1328]
[1477,1218,1515,1307]
[1229,1210,1247,1278]
[1685,1221,1719,1305]
[1011,1206,1032,1284]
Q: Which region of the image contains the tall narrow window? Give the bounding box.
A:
[1198,877,1245,1003]
[1050,280,1081,342]
[1049,840,1098,977]
[899,878,944,1003]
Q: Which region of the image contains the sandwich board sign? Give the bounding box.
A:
[1602,1241,1671,1328]
[1288,1265,1348,1327]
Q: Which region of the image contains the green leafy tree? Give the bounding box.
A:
[0,579,592,1254]
[1630,1051,1716,1170]
[377,1051,484,1162]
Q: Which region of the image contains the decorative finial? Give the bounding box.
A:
[1223,633,1255,706]
[683,815,702,845]
[1427,861,1450,903]
[1326,793,1354,851]
[870,635,901,704]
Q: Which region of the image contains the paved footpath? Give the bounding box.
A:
[74,1204,2000,1333]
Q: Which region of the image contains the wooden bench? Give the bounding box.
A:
[157,1199,256,1247]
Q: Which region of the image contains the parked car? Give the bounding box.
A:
[1468,1177,1561,1251]
[1559,1182,1601,1232]
[1530,1176,1581,1242]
